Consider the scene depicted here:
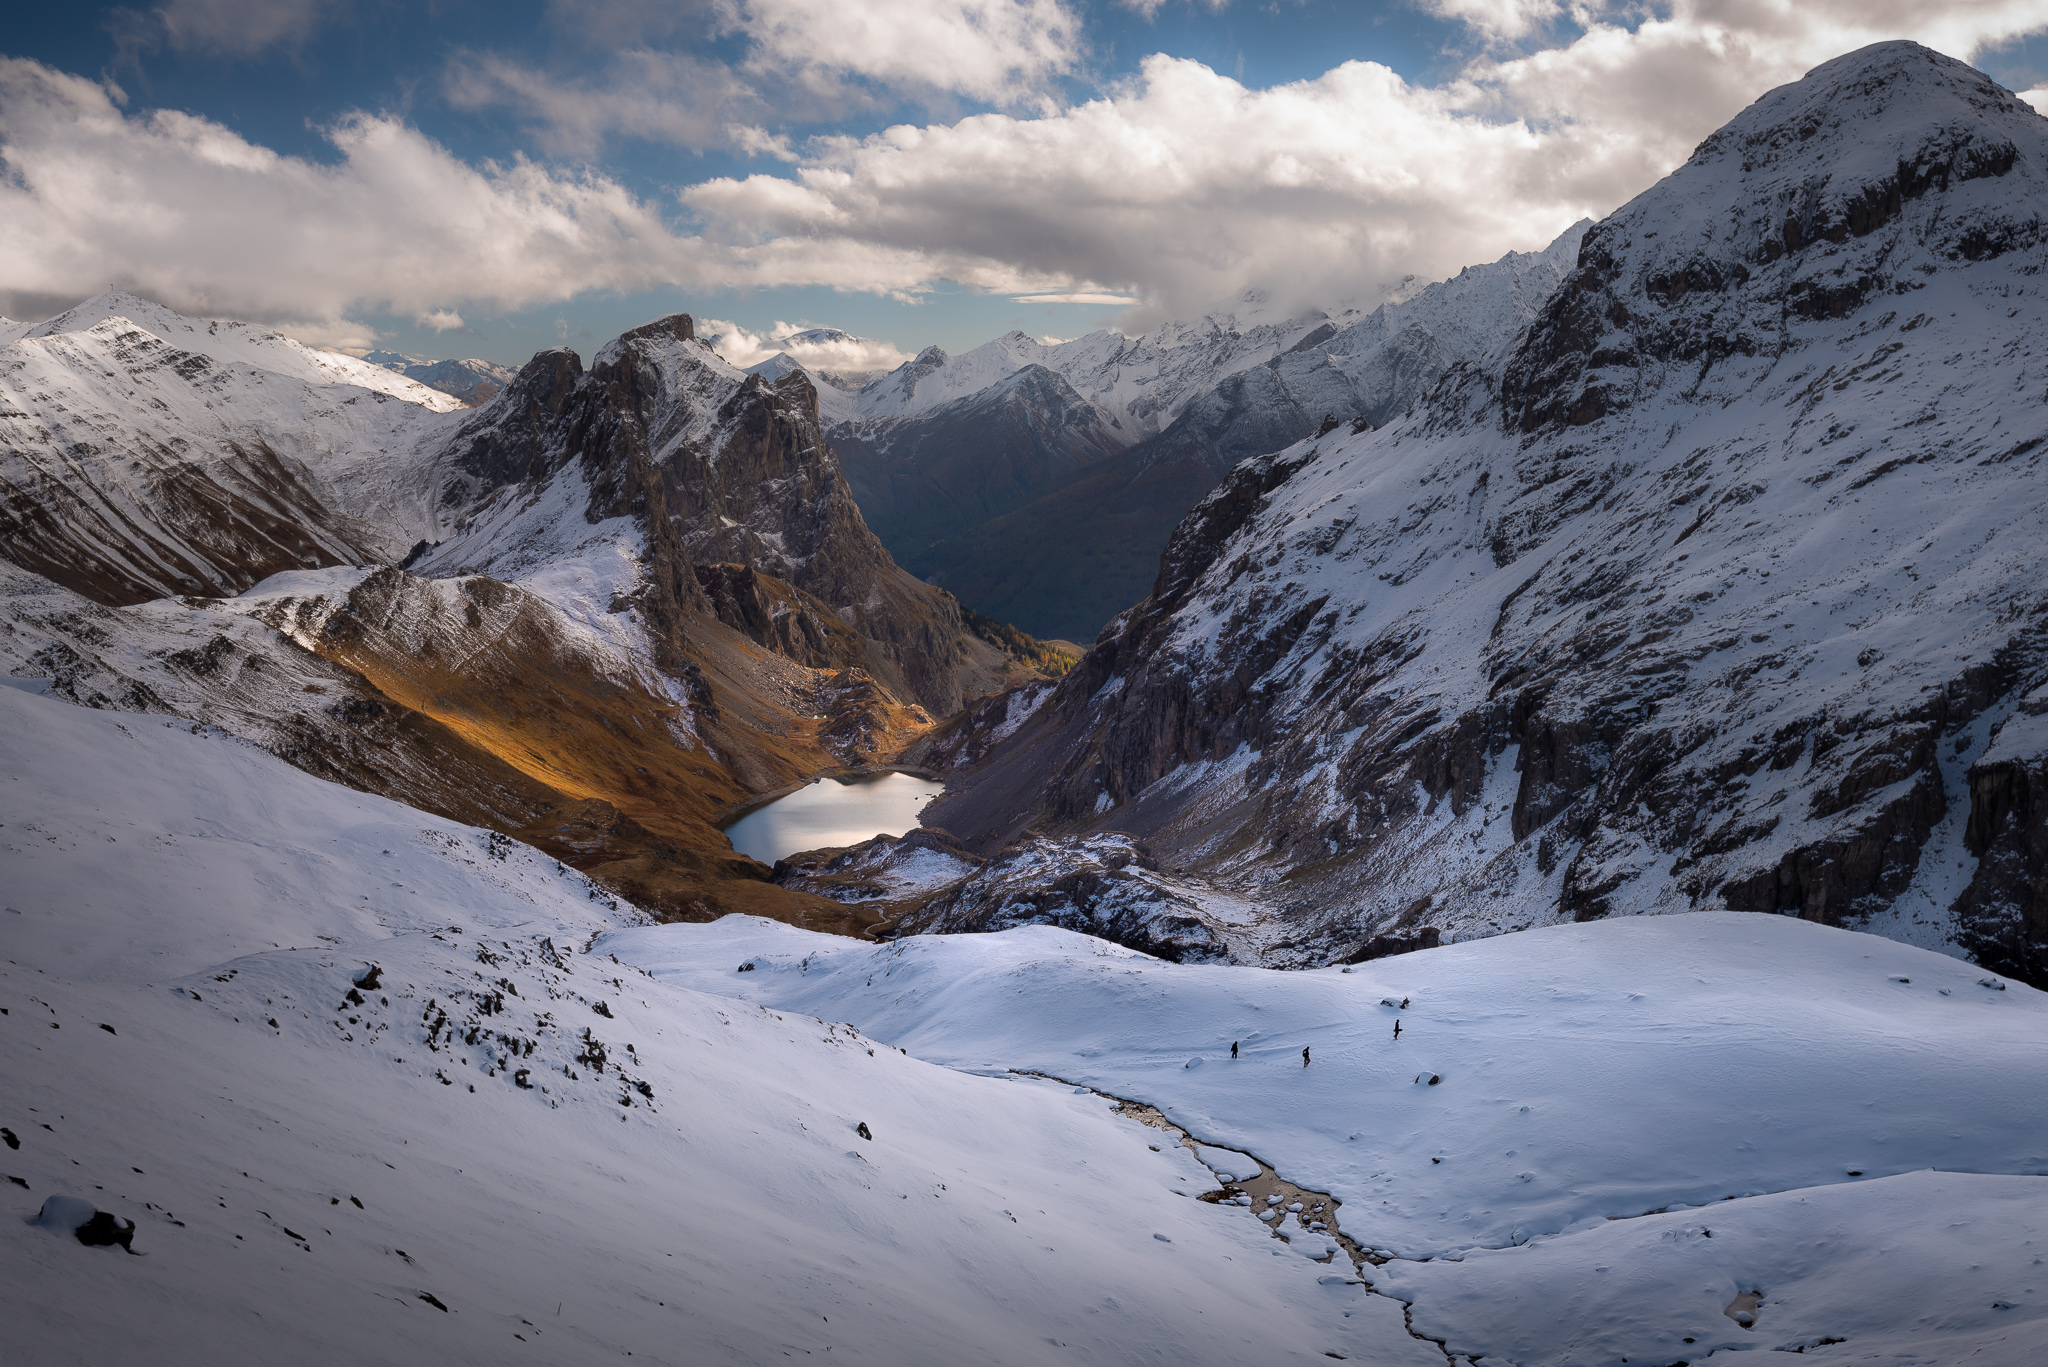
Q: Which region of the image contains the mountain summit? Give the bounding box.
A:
[911,42,2048,986]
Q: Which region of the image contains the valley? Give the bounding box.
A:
[6,35,2048,1367]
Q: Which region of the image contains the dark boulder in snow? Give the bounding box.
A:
[34,1194,136,1251]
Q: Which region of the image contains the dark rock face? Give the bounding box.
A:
[830,236,1580,645]
[427,316,987,715]
[923,43,2048,983]
[1954,702,2048,984]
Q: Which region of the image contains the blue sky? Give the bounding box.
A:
[4,2,2046,371]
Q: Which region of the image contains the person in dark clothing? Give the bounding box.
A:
[1392,1019,1402,1040]
[1302,1045,1311,1067]
[1231,1041,1239,1058]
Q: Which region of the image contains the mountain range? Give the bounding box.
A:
[0,294,1062,931]
[362,349,520,407]
[775,236,1586,643]
[778,42,2048,995]
[8,38,2048,1367]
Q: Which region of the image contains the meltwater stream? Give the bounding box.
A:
[721,771,945,865]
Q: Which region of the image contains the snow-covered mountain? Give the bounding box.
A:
[29,293,465,411]
[0,304,460,604]
[824,233,1586,642]
[831,364,1132,562]
[363,349,519,407]
[0,682,1429,1366]
[910,42,2048,989]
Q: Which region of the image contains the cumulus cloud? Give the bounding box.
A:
[417,309,467,331]
[1417,0,1569,43]
[698,317,914,373]
[1120,0,1230,16]
[679,0,2048,319]
[744,0,1081,104]
[1012,292,1141,304]
[0,58,706,342]
[9,2,2048,342]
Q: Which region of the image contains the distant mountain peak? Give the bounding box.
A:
[8,290,462,413]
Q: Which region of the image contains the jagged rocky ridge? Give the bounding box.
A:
[906,42,2048,986]
[0,298,1043,928]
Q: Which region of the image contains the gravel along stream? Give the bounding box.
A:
[1014,1071,1375,1275]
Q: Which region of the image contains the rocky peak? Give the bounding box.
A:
[1503,41,2048,431]
[445,346,586,496]
[421,312,993,715]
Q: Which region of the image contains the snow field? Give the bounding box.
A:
[0,685,1428,1365]
[613,913,2048,1364]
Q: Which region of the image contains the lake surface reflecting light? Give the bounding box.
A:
[721,771,946,865]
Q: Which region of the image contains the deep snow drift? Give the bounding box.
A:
[0,683,1425,1366]
[615,912,2048,1365]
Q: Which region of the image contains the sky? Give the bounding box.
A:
[3,1,2047,375]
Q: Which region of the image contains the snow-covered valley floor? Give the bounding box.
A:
[5,678,2045,1365]
[617,915,2048,1364]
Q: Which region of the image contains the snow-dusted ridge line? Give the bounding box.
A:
[22,291,464,413]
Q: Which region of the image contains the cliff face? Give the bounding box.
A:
[922,43,2048,982]
[409,314,1000,716]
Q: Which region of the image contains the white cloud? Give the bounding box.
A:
[2021,85,2048,112]
[453,0,1084,155]
[677,1,2048,319]
[1118,0,1231,16]
[11,3,2048,342]
[743,0,1083,104]
[417,309,467,331]
[0,58,707,342]
[1417,0,1568,42]
[699,317,914,373]
[728,124,799,160]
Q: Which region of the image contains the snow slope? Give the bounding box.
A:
[0,684,1426,1366]
[612,913,2048,1365]
[28,293,463,412]
[0,315,463,600]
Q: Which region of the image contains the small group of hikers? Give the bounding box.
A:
[1227,1017,1401,1067]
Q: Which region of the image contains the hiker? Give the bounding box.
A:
[1392,1019,1402,1040]
[1231,1041,1239,1059]
[1302,1045,1311,1067]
